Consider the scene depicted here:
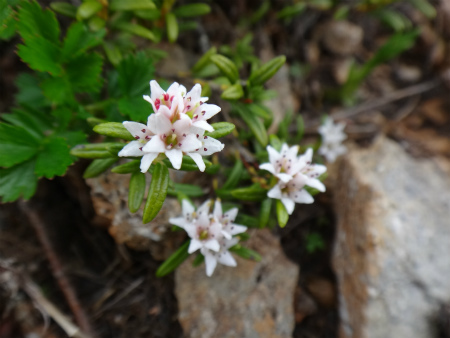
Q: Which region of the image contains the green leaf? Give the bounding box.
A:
[0,123,39,168]
[229,245,261,261]
[110,0,155,11]
[173,3,210,17]
[50,2,77,18]
[18,1,60,44]
[17,37,62,75]
[88,16,106,31]
[249,55,286,86]
[156,241,190,277]
[2,109,50,140]
[76,0,102,20]
[70,143,120,158]
[222,160,243,189]
[129,171,146,213]
[51,107,73,129]
[62,22,106,60]
[57,130,87,148]
[163,156,211,172]
[192,47,216,74]
[41,76,74,104]
[15,73,47,107]
[231,184,267,201]
[204,122,235,139]
[210,55,240,83]
[232,102,268,146]
[168,183,204,197]
[276,2,306,20]
[258,197,272,228]
[133,8,161,20]
[0,159,38,202]
[66,53,103,93]
[0,1,18,40]
[276,200,289,228]
[221,83,244,100]
[117,52,155,97]
[35,136,74,178]
[83,158,118,178]
[111,159,141,174]
[234,213,260,228]
[192,253,205,267]
[118,96,152,121]
[115,22,158,42]
[143,162,169,223]
[166,12,178,43]
[93,122,135,141]
[103,42,122,66]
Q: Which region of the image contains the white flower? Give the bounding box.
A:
[169,199,247,277]
[262,144,327,215]
[318,117,347,163]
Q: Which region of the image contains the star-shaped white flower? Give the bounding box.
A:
[318,117,347,163]
[259,144,305,183]
[169,199,246,277]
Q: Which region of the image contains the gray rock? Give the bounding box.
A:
[175,229,298,338]
[322,20,363,56]
[332,137,450,338]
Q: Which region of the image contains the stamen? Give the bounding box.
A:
[204,148,207,151]
[163,93,169,101]
[135,136,140,139]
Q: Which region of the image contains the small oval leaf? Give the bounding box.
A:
[76,0,102,20]
[83,158,118,178]
[129,172,146,213]
[221,83,244,100]
[222,160,243,189]
[276,200,289,228]
[259,198,273,228]
[210,54,240,83]
[115,22,158,42]
[50,2,77,17]
[232,102,268,146]
[110,0,155,11]
[204,122,235,139]
[231,184,267,201]
[143,162,169,223]
[229,245,261,261]
[111,159,141,174]
[166,13,178,43]
[93,122,134,141]
[70,143,120,158]
[249,55,286,86]
[156,241,190,277]
[173,3,211,17]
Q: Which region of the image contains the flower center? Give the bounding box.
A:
[165,133,178,148]
[199,229,209,240]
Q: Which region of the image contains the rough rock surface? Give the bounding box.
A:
[332,137,450,338]
[175,229,298,338]
[86,171,183,259]
[322,20,363,56]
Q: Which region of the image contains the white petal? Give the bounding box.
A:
[204,252,218,277]
[224,208,238,222]
[287,145,299,159]
[169,217,187,228]
[140,153,158,172]
[143,136,165,153]
[158,105,172,120]
[166,82,180,97]
[143,95,157,113]
[204,239,220,252]
[123,121,148,138]
[197,137,224,155]
[218,251,237,267]
[180,134,202,153]
[292,189,314,204]
[267,185,283,199]
[259,163,276,175]
[281,197,295,215]
[221,230,232,239]
[192,120,214,132]
[277,173,293,183]
[228,223,247,235]
[198,104,220,120]
[188,239,203,254]
[312,164,327,176]
[305,178,326,192]
[182,199,195,217]
[267,145,280,164]
[150,80,165,101]
[224,238,239,249]
[187,153,205,172]
[155,113,172,133]
[302,148,313,163]
[118,141,144,157]
[165,148,183,169]
[186,84,202,102]
[173,118,191,134]
[179,84,187,97]
[213,199,223,220]
[197,199,211,214]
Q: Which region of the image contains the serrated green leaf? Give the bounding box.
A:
[156,241,190,277]
[93,122,135,141]
[83,158,117,178]
[51,107,72,129]
[115,22,158,42]
[50,2,77,18]
[66,53,103,92]
[41,76,74,104]
[118,96,152,121]
[204,122,235,139]
[249,55,286,86]
[15,73,47,107]
[222,160,243,189]
[18,0,60,43]
[192,47,216,74]
[229,245,261,261]
[2,109,50,140]
[35,136,74,178]
[276,200,289,228]
[56,130,87,148]
[231,184,267,201]
[0,123,39,168]
[76,0,102,20]
[173,3,210,17]
[259,197,272,228]
[166,13,178,43]
[117,52,155,97]
[210,55,240,83]
[62,22,106,60]
[221,83,244,100]
[17,37,62,75]
[232,102,268,146]
[111,159,141,173]
[143,162,169,223]
[0,1,18,40]
[129,171,146,213]
[0,159,38,202]
[110,0,155,11]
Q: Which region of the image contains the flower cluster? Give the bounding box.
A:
[318,117,347,163]
[119,81,225,173]
[169,199,247,276]
[260,144,326,215]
